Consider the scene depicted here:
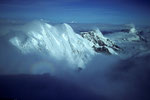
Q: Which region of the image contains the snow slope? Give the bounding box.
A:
[9,21,95,69]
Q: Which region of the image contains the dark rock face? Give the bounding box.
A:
[80,30,121,55]
[98,40,105,46]
[138,35,148,43]
[93,46,111,54]
[136,32,148,43]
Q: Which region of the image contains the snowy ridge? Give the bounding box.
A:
[9,21,122,70]
[10,21,95,69]
[81,29,120,55]
[4,21,150,70]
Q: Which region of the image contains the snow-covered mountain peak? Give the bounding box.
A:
[8,21,122,70]
[81,29,120,55]
[129,24,137,34]
[9,21,95,70]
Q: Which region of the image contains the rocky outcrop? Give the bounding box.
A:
[80,29,121,55]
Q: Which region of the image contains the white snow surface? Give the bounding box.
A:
[9,21,96,69]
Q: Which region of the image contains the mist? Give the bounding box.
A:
[1,37,150,100]
[0,21,150,100]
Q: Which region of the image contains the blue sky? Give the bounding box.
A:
[0,0,150,24]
